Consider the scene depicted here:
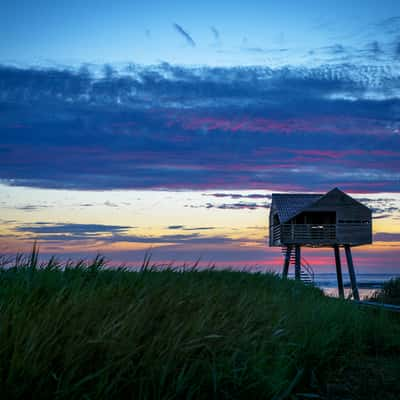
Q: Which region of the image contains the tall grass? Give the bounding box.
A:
[0,250,399,399]
[370,277,400,305]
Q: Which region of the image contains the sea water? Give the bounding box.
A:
[312,273,400,299]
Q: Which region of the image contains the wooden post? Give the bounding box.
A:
[344,245,360,301]
[295,245,301,281]
[333,245,344,299]
[282,246,292,278]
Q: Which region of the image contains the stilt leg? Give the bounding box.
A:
[334,245,344,299]
[282,246,291,278]
[295,245,301,281]
[344,245,360,301]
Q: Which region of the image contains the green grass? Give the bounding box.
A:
[369,277,400,305]
[0,248,399,399]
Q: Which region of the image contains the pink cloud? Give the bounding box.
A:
[167,114,392,136]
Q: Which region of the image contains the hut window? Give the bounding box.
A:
[293,211,336,224]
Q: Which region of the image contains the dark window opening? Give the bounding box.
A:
[292,211,336,225]
[338,219,370,224]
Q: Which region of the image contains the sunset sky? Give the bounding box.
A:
[1,0,399,272]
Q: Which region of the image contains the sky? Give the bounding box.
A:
[0,0,400,273]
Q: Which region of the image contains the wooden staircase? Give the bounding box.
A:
[299,257,314,285]
[281,246,314,285]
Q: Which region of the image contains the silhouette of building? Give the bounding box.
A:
[269,187,372,300]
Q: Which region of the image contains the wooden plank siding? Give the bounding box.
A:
[269,188,372,247]
[271,223,371,246]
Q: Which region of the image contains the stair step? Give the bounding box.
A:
[281,246,315,284]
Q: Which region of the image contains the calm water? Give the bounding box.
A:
[311,273,400,299]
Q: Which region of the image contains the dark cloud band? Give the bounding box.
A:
[0,63,399,192]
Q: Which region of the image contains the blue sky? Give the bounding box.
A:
[0,0,399,271]
[1,0,399,65]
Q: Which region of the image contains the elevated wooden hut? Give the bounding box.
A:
[269,187,372,300]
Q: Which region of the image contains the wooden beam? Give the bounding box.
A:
[282,246,291,278]
[354,301,400,313]
[295,245,301,281]
[344,245,360,301]
[334,245,344,299]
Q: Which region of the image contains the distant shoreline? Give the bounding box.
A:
[311,273,400,289]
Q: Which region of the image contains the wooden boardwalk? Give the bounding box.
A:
[354,300,400,313]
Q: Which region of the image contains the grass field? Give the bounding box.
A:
[0,248,399,399]
[370,277,400,306]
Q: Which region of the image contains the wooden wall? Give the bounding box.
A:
[269,189,372,247]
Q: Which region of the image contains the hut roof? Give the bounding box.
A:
[272,193,323,223]
[271,187,370,224]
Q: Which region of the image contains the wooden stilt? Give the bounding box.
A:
[334,245,344,299]
[295,245,301,281]
[282,246,291,278]
[344,245,360,301]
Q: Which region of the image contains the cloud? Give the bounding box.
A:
[104,200,118,207]
[374,232,400,242]
[367,41,384,57]
[355,197,398,215]
[323,44,346,55]
[167,225,215,230]
[10,222,243,247]
[0,219,16,224]
[210,26,220,41]
[242,46,289,55]
[0,63,399,193]
[10,222,138,244]
[108,232,243,245]
[395,40,400,59]
[206,193,272,200]
[183,227,215,231]
[242,47,266,53]
[376,16,400,36]
[173,23,196,47]
[372,214,392,220]
[15,205,50,211]
[110,233,203,243]
[370,206,398,214]
[16,223,131,235]
[190,202,270,210]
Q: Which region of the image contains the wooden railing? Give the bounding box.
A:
[273,224,281,241]
[273,224,336,244]
[272,223,371,245]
